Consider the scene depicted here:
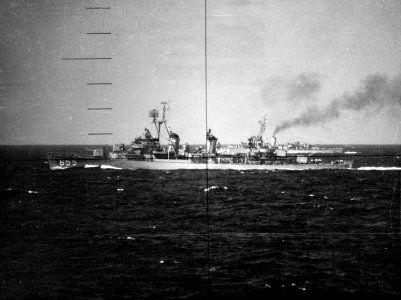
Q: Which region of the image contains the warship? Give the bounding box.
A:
[47,103,353,171]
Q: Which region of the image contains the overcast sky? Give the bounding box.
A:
[1,0,401,145]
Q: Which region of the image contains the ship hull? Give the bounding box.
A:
[48,156,353,171]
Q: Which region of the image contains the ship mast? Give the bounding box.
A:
[160,101,171,141]
[149,109,160,140]
[149,102,170,141]
[149,102,177,157]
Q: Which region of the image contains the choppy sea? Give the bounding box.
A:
[1,145,401,298]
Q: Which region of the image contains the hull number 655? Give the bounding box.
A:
[59,160,77,167]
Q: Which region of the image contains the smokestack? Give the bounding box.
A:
[206,129,218,156]
[271,136,276,147]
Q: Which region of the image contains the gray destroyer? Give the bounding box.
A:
[47,103,353,170]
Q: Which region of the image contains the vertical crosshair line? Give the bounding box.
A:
[204,0,211,292]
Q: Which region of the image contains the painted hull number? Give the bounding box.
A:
[59,160,77,167]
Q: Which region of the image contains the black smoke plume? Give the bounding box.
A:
[273,73,401,135]
[287,72,321,101]
[262,73,322,105]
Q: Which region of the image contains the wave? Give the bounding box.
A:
[100,165,123,170]
[204,185,228,192]
[356,166,401,171]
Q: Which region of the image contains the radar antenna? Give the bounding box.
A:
[148,109,159,138]
[148,102,174,150]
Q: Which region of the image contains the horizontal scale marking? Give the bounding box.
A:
[88,133,113,135]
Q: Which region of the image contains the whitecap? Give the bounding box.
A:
[204,186,217,192]
[204,186,227,192]
[27,190,39,194]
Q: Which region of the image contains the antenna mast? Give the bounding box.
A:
[148,102,173,146]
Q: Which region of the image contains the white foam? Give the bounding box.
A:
[51,166,68,170]
[204,186,228,192]
[84,164,99,168]
[101,165,122,170]
[357,167,401,171]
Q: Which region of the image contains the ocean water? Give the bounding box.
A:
[0,145,401,298]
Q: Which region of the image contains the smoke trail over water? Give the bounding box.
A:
[273,74,401,135]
